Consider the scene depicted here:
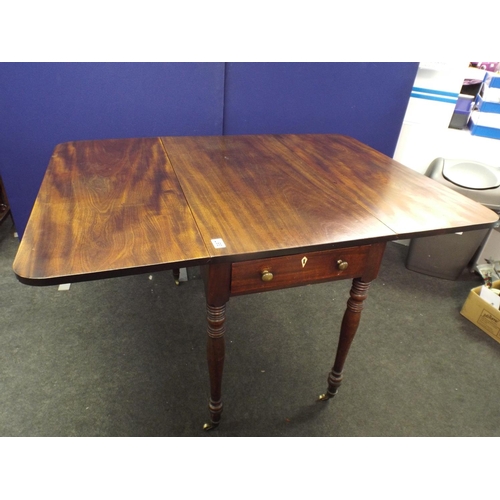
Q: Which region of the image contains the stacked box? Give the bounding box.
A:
[485,73,500,89]
[461,280,500,344]
[469,73,500,139]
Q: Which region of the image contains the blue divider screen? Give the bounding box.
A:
[223,62,418,156]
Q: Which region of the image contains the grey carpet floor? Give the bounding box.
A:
[1,215,499,437]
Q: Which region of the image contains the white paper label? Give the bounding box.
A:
[211,238,226,249]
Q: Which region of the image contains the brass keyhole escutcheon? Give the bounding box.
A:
[261,270,274,282]
[337,259,348,271]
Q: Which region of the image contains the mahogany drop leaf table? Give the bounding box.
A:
[13,134,498,429]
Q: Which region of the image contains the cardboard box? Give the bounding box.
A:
[461,280,500,344]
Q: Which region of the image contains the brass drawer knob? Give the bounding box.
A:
[261,270,274,282]
[337,259,348,271]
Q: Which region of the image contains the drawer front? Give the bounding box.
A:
[231,245,372,295]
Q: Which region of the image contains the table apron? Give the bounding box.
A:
[230,244,383,296]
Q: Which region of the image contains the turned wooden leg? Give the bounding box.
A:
[200,262,231,430]
[319,278,371,401]
[203,303,226,430]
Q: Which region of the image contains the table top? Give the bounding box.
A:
[13,134,499,284]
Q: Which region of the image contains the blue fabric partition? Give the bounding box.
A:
[0,62,418,237]
[0,63,225,236]
[223,62,418,157]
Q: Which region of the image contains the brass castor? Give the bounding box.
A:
[203,422,219,431]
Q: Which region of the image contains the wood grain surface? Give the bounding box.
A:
[162,134,498,260]
[274,134,498,237]
[14,133,499,283]
[162,135,394,260]
[13,137,210,283]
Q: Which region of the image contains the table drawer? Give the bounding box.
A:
[231,245,372,295]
